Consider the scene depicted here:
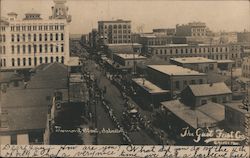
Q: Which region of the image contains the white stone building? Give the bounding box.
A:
[0,0,71,70]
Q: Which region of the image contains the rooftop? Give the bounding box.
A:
[224,101,250,114]
[0,72,23,83]
[216,60,235,63]
[170,57,216,64]
[115,53,147,60]
[1,88,53,132]
[147,65,206,76]
[161,100,225,128]
[98,19,131,23]
[27,62,68,89]
[188,82,232,97]
[132,78,169,94]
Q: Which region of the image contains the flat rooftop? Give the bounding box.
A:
[161,100,225,129]
[147,65,206,76]
[115,53,147,60]
[216,60,235,63]
[132,78,169,94]
[224,101,250,114]
[170,57,216,64]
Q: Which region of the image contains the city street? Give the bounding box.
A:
[84,58,158,145]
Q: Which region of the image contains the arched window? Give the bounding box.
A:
[56,56,59,62]
[45,34,47,41]
[22,34,25,41]
[34,57,37,66]
[45,44,48,53]
[50,57,54,63]
[11,34,14,42]
[50,44,53,52]
[56,45,59,52]
[3,35,6,42]
[39,44,42,53]
[28,58,32,66]
[28,45,31,54]
[3,46,5,54]
[28,34,31,41]
[33,34,36,41]
[23,58,26,66]
[61,44,64,52]
[11,45,14,54]
[45,57,48,63]
[50,33,53,41]
[23,45,26,54]
[34,44,37,53]
[61,33,64,41]
[39,34,42,41]
[3,59,6,67]
[61,56,64,64]
[17,45,20,54]
[55,33,58,41]
[17,58,20,66]
[39,57,43,64]
[17,34,20,42]
[12,58,15,66]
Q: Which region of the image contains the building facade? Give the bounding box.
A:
[0,0,71,70]
[98,19,131,44]
[242,57,250,78]
[176,22,207,37]
[148,43,241,65]
[146,65,207,93]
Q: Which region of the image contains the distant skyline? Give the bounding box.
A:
[1,0,250,34]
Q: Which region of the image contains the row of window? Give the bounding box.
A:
[11,56,65,67]
[174,79,204,90]
[191,28,206,32]
[99,24,131,29]
[242,64,250,71]
[161,53,238,61]
[113,35,131,39]
[0,34,6,42]
[109,40,131,44]
[11,44,64,54]
[10,24,64,32]
[154,47,229,55]
[0,46,6,54]
[0,58,6,67]
[1,26,6,31]
[11,33,64,42]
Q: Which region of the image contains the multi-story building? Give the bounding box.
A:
[152,28,176,36]
[242,57,250,78]
[148,43,241,66]
[88,28,99,48]
[237,31,250,43]
[0,0,71,70]
[98,19,131,44]
[146,65,207,93]
[176,22,207,37]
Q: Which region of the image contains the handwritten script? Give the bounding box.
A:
[1,145,249,157]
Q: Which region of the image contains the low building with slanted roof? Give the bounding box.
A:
[0,88,54,144]
[132,78,170,109]
[181,82,232,107]
[160,99,225,145]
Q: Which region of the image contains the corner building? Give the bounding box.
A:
[98,19,131,44]
[0,0,71,70]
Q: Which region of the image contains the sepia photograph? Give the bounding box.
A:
[0,0,249,157]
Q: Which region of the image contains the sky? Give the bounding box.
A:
[1,0,250,34]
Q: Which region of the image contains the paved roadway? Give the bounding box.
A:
[84,60,157,145]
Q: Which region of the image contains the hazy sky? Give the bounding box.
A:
[1,0,250,34]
